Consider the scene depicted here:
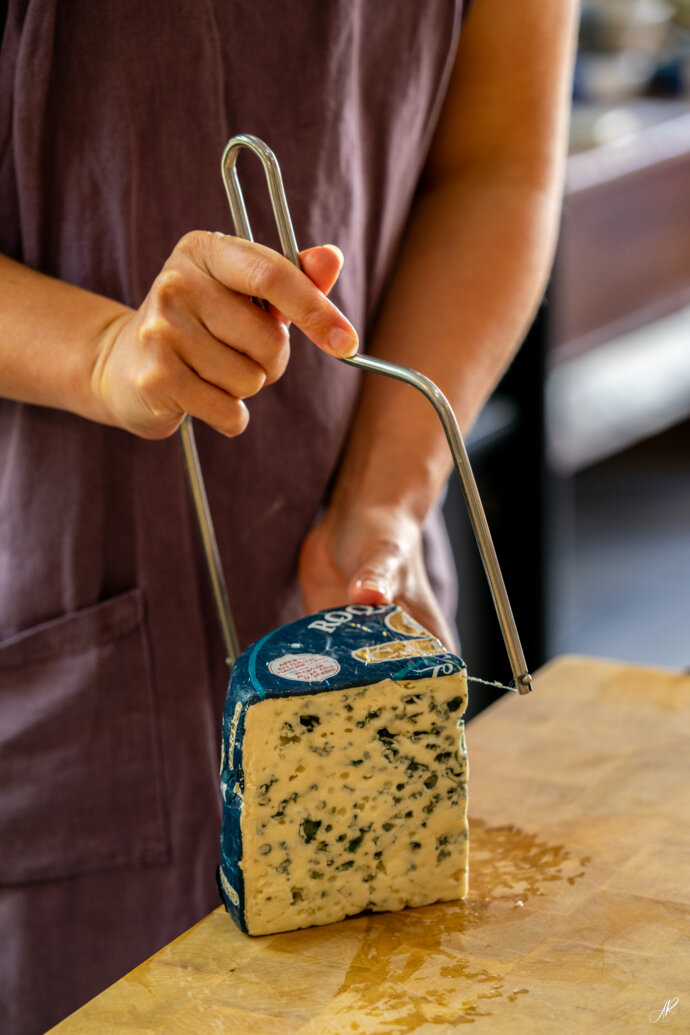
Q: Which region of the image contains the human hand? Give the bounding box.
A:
[298,503,458,651]
[90,233,356,438]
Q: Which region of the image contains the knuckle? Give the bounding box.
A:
[244,252,280,297]
[298,297,328,336]
[153,268,187,308]
[134,363,164,400]
[137,315,173,353]
[175,229,205,258]
[274,318,291,351]
[240,364,266,399]
[134,352,172,398]
[154,267,185,302]
[135,320,179,397]
[221,399,249,437]
[262,321,290,383]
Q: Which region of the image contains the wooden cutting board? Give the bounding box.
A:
[50,655,690,1034]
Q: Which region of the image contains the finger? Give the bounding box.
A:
[190,283,291,386]
[172,376,250,439]
[181,232,359,358]
[137,298,270,402]
[299,245,344,297]
[185,333,268,399]
[348,549,458,652]
[266,245,343,330]
[149,263,290,386]
[133,346,250,440]
[347,548,403,605]
[189,394,249,438]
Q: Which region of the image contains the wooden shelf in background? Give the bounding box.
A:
[552,109,690,364]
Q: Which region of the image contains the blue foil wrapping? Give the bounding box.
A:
[218,603,465,932]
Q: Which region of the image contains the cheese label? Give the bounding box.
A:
[351,636,442,664]
[384,608,428,637]
[235,604,462,699]
[267,653,341,681]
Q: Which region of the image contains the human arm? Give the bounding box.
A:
[298,0,580,646]
[0,236,357,438]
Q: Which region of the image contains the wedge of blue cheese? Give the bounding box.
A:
[218,603,468,936]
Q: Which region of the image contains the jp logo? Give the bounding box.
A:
[649,995,681,1025]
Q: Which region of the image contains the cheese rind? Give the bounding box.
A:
[218,604,468,936]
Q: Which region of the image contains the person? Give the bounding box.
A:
[0,1,578,1031]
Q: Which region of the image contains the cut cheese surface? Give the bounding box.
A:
[218,604,468,936]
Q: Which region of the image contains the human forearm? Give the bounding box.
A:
[0,253,130,423]
[298,169,563,646]
[330,167,563,524]
[298,0,578,641]
[327,0,577,527]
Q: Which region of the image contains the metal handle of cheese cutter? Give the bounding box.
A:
[182,133,533,693]
[180,416,241,665]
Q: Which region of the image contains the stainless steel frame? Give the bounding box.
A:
[180,134,533,693]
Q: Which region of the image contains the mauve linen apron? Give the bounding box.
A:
[0,2,466,1030]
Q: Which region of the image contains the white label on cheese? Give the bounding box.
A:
[227,701,243,762]
[268,653,341,682]
[219,866,239,906]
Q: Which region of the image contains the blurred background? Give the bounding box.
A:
[447,0,690,717]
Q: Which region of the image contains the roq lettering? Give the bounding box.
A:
[308,603,383,633]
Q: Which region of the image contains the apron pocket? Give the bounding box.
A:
[0,589,170,884]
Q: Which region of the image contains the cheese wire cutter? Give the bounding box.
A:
[180,134,533,695]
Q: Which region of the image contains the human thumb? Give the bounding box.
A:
[299,244,344,298]
[347,551,402,606]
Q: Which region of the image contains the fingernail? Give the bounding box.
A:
[358,578,391,601]
[329,327,358,358]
